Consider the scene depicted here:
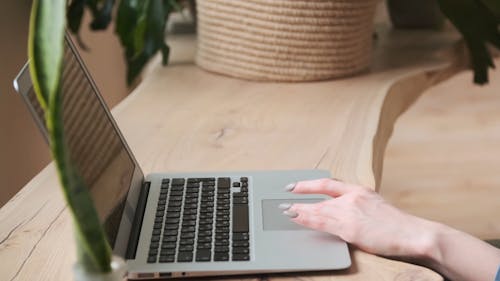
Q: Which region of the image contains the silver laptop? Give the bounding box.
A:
[13,34,351,279]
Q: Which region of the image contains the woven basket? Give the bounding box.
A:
[195,0,379,82]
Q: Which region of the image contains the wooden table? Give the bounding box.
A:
[0,23,466,280]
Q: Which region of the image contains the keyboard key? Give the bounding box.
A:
[159,255,175,263]
[233,192,248,198]
[164,224,179,230]
[169,196,183,202]
[217,199,230,205]
[180,232,195,239]
[153,223,162,229]
[147,256,157,263]
[161,243,176,249]
[184,213,198,220]
[214,246,229,253]
[233,197,248,204]
[233,241,249,247]
[171,186,184,192]
[216,221,229,227]
[215,239,229,246]
[165,217,180,224]
[197,236,212,243]
[217,178,231,189]
[202,186,215,192]
[180,239,195,245]
[166,212,180,218]
[198,230,212,237]
[185,198,198,204]
[187,178,199,183]
[200,207,214,213]
[185,188,199,194]
[217,193,230,199]
[172,178,185,186]
[214,253,229,261]
[169,201,182,207]
[232,253,250,261]
[216,227,230,233]
[216,210,230,216]
[181,226,195,233]
[160,249,175,256]
[184,203,198,210]
[240,177,248,182]
[163,236,177,243]
[232,232,249,241]
[233,204,249,233]
[197,242,212,249]
[233,247,249,254]
[233,182,241,187]
[184,209,198,215]
[215,233,229,240]
[177,251,193,262]
[152,229,161,235]
[150,242,159,249]
[185,192,199,198]
[169,190,183,196]
[217,205,230,211]
[182,220,196,227]
[179,245,194,252]
[151,236,160,242]
[196,250,211,262]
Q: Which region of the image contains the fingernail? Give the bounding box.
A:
[278,203,292,210]
[283,210,298,218]
[284,183,296,192]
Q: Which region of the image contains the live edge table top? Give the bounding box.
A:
[0,24,465,281]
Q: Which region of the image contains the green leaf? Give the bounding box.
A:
[438,0,500,85]
[117,0,178,85]
[28,0,66,109]
[479,0,500,19]
[67,0,85,34]
[90,0,115,30]
[29,0,112,273]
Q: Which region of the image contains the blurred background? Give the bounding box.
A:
[0,0,129,206]
[1,1,499,241]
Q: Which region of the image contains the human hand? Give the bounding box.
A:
[280,178,436,258]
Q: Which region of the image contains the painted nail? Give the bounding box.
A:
[278,203,292,210]
[283,210,298,218]
[284,183,296,192]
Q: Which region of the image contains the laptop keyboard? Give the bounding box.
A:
[147,177,250,263]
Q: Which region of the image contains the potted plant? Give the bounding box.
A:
[28,0,499,279]
[195,0,380,82]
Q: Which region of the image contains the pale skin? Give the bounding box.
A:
[281,178,500,281]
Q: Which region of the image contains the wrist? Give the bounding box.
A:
[407,218,447,265]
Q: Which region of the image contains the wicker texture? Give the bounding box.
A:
[196,0,378,82]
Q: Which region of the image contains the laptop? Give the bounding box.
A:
[13,34,351,279]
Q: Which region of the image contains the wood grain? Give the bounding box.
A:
[0,24,466,280]
[381,58,500,240]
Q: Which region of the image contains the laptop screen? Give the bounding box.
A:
[20,35,137,247]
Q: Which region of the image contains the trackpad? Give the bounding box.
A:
[262,199,323,231]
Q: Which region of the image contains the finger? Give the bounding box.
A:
[287,178,353,198]
[289,206,339,233]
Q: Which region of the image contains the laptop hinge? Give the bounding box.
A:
[125,181,151,259]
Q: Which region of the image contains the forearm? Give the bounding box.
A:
[417,221,500,281]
